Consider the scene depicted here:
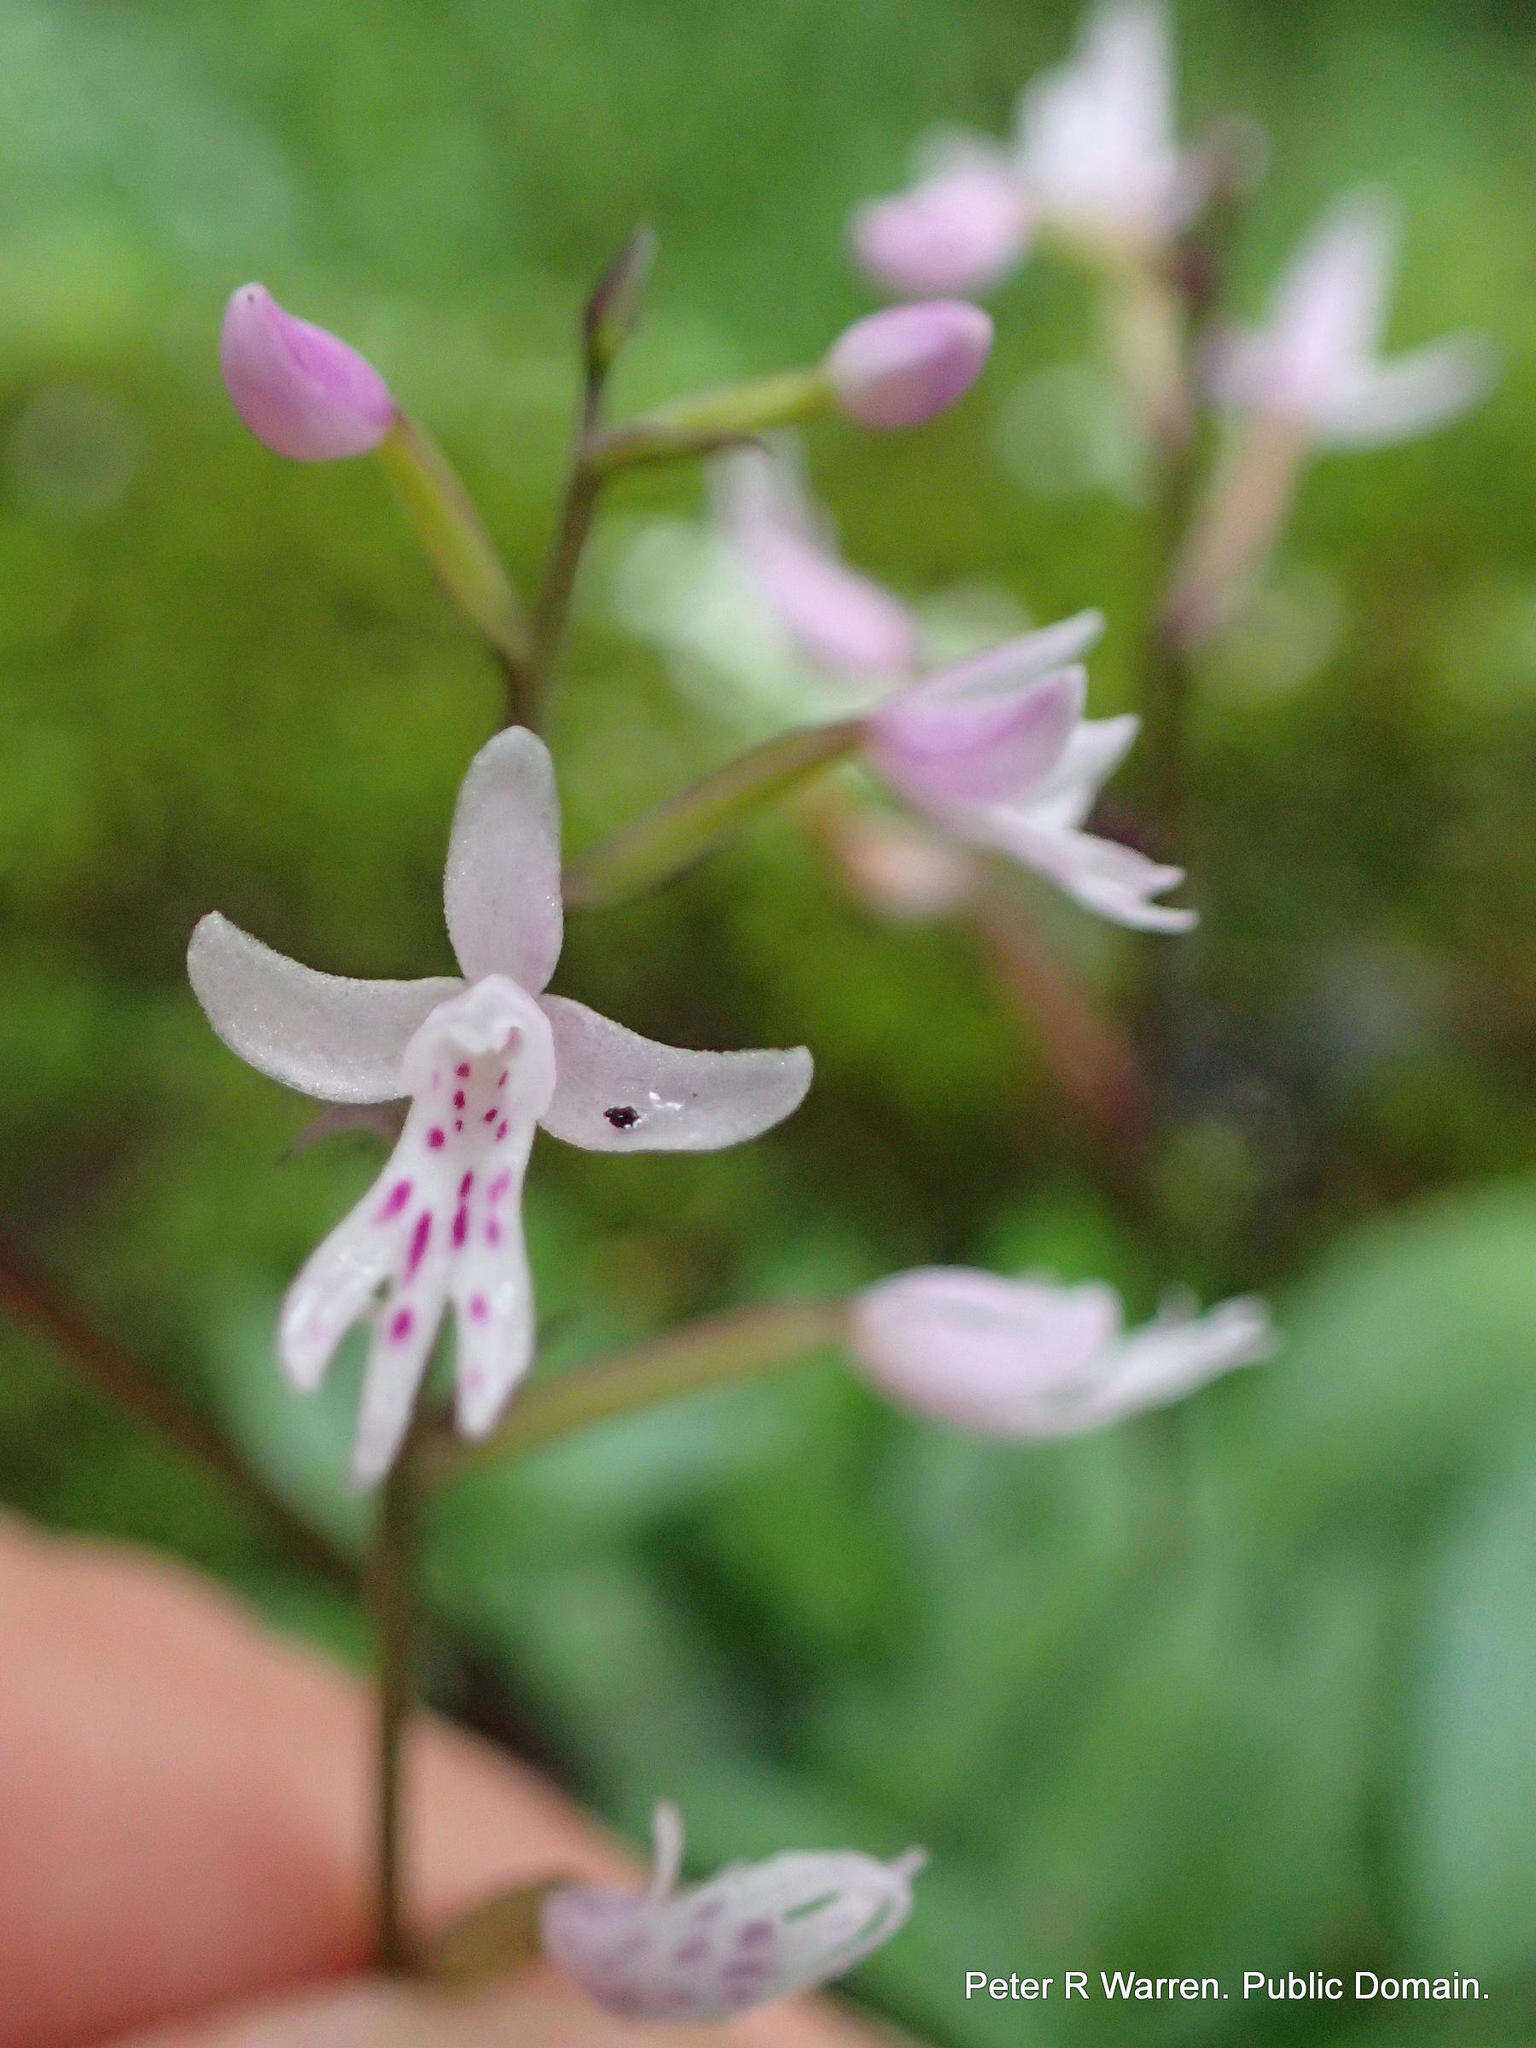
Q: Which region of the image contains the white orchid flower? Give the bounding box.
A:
[188,729,812,1483]
[542,1803,923,2022]
[851,1267,1275,1434]
[1207,191,1491,449]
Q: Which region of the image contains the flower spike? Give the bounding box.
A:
[189,728,812,1482]
[852,1269,1275,1435]
[220,285,396,461]
[542,1804,923,2021]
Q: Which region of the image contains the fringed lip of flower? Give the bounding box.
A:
[540,1803,925,2022]
[1205,190,1494,448]
[850,1266,1278,1436]
[187,727,813,1483]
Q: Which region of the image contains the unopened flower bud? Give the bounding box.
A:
[826,302,993,429]
[220,284,396,462]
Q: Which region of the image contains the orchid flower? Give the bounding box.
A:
[542,1803,923,2022]
[853,1,1203,296]
[618,444,1194,932]
[187,729,812,1484]
[851,1268,1275,1435]
[1206,192,1491,449]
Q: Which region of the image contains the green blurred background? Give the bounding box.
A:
[3,0,1536,2040]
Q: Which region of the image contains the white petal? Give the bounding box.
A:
[448,1117,540,1440]
[1314,337,1493,449]
[1095,1295,1276,1419]
[1266,191,1396,405]
[443,728,564,991]
[944,807,1195,932]
[188,913,460,1104]
[1024,713,1140,831]
[538,996,812,1152]
[914,611,1105,705]
[1016,1,1186,244]
[542,1807,922,2023]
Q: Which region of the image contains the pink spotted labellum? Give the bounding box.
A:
[851,1268,1275,1435]
[188,730,812,1484]
[542,1804,923,2022]
[716,446,1194,932]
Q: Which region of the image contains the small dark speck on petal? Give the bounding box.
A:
[605,1105,641,1129]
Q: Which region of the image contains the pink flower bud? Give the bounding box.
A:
[219,284,396,462]
[826,302,993,430]
[851,160,1033,298]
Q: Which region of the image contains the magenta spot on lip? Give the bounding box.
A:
[459,1171,474,1197]
[379,1179,412,1221]
[487,1172,511,1202]
[452,1205,469,1247]
[453,1119,463,1133]
[407,1211,432,1277]
[498,1070,508,1087]
[483,1106,498,1124]
[495,1121,508,1141]
[465,1363,486,1393]
[455,1063,471,1079]
[468,1293,489,1323]
[671,1937,709,1966]
[427,1127,445,1149]
[738,1920,774,1949]
[486,1218,503,1246]
[453,1090,466,1110]
[693,1900,726,1925]
[389,1307,414,1342]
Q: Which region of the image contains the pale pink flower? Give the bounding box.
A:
[714,447,1192,931]
[1016,0,1201,256]
[1206,192,1491,448]
[826,302,994,429]
[713,451,920,676]
[851,142,1036,298]
[219,285,396,461]
[543,1804,923,2022]
[853,1,1203,297]
[851,1268,1275,1434]
[188,730,811,1483]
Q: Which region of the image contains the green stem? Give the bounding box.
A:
[372,1424,423,1973]
[590,367,831,475]
[439,1299,847,1479]
[563,719,865,911]
[376,417,534,723]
